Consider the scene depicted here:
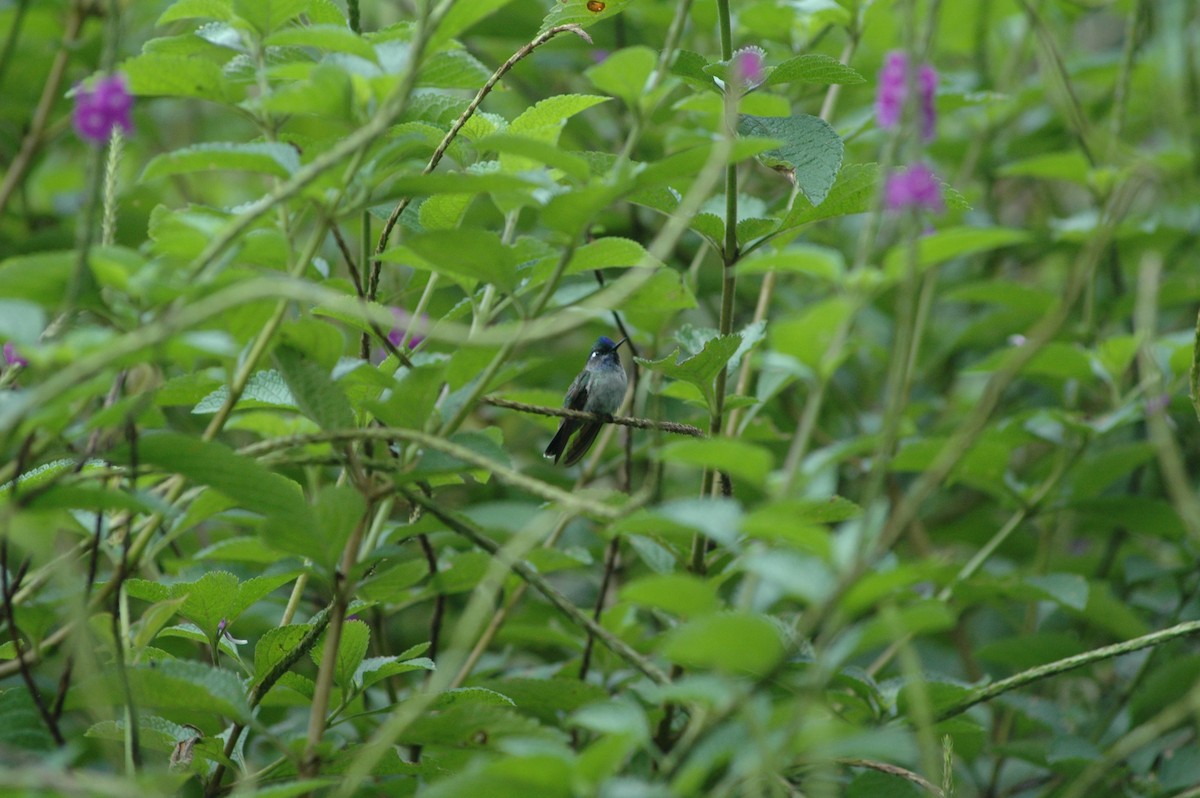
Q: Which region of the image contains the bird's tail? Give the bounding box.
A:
[562,422,603,467]
[543,419,580,464]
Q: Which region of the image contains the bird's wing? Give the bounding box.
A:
[563,371,590,410]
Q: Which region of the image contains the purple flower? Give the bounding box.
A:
[876,52,908,130]
[3,342,27,368]
[885,163,944,214]
[386,307,425,352]
[732,47,766,88]
[875,51,938,141]
[72,73,133,145]
[590,49,610,64]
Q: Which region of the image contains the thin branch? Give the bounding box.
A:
[579,537,620,681]
[366,23,593,301]
[838,758,944,797]
[240,427,634,521]
[481,396,704,437]
[935,619,1200,721]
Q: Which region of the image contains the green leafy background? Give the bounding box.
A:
[0,0,1198,796]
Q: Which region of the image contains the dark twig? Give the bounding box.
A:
[1,540,63,746]
[579,537,620,681]
[400,486,671,684]
[481,396,704,437]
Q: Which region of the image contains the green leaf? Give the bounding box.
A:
[769,296,854,377]
[670,50,718,92]
[113,431,307,524]
[508,95,610,143]
[378,229,517,290]
[539,0,633,34]
[762,54,866,87]
[264,25,378,62]
[433,0,516,48]
[662,612,785,675]
[620,574,720,618]
[0,690,55,751]
[385,171,542,196]
[737,114,844,205]
[157,0,234,25]
[882,226,1031,278]
[1025,573,1089,611]
[232,0,308,35]
[311,619,370,689]
[0,300,45,344]
[660,438,774,486]
[471,135,591,182]
[176,570,240,638]
[636,334,742,410]
[142,142,301,181]
[738,244,845,280]
[780,162,879,229]
[121,53,232,101]
[556,237,660,276]
[0,252,102,310]
[77,661,251,722]
[273,346,354,430]
[998,149,1091,185]
[586,46,657,107]
[263,484,363,569]
[255,624,311,681]
[193,369,297,413]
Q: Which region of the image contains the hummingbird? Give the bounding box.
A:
[544,336,628,466]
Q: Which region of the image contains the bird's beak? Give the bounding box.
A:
[614,337,628,350]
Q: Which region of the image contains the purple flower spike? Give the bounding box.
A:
[876,51,909,130]
[73,73,134,145]
[876,51,938,140]
[885,163,944,214]
[385,307,426,355]
[3,342,28,368]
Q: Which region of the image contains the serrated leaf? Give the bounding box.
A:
[157,0,234,25]
[255,624,311,682]
[264,25,378,62]
[636,334,741,410]
[472,134,591,182]
[193,369,296,413]
[142,142,301,181]
[232,0,308,35]
[781,162,879,229]
[670,49,718,92]
[77,661,251,721]
[738,114,844,205]
[763,54,865,87]
[509,94,610,142]
[273,346,354,430]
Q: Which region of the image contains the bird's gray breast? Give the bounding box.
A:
[583,365,627,414]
